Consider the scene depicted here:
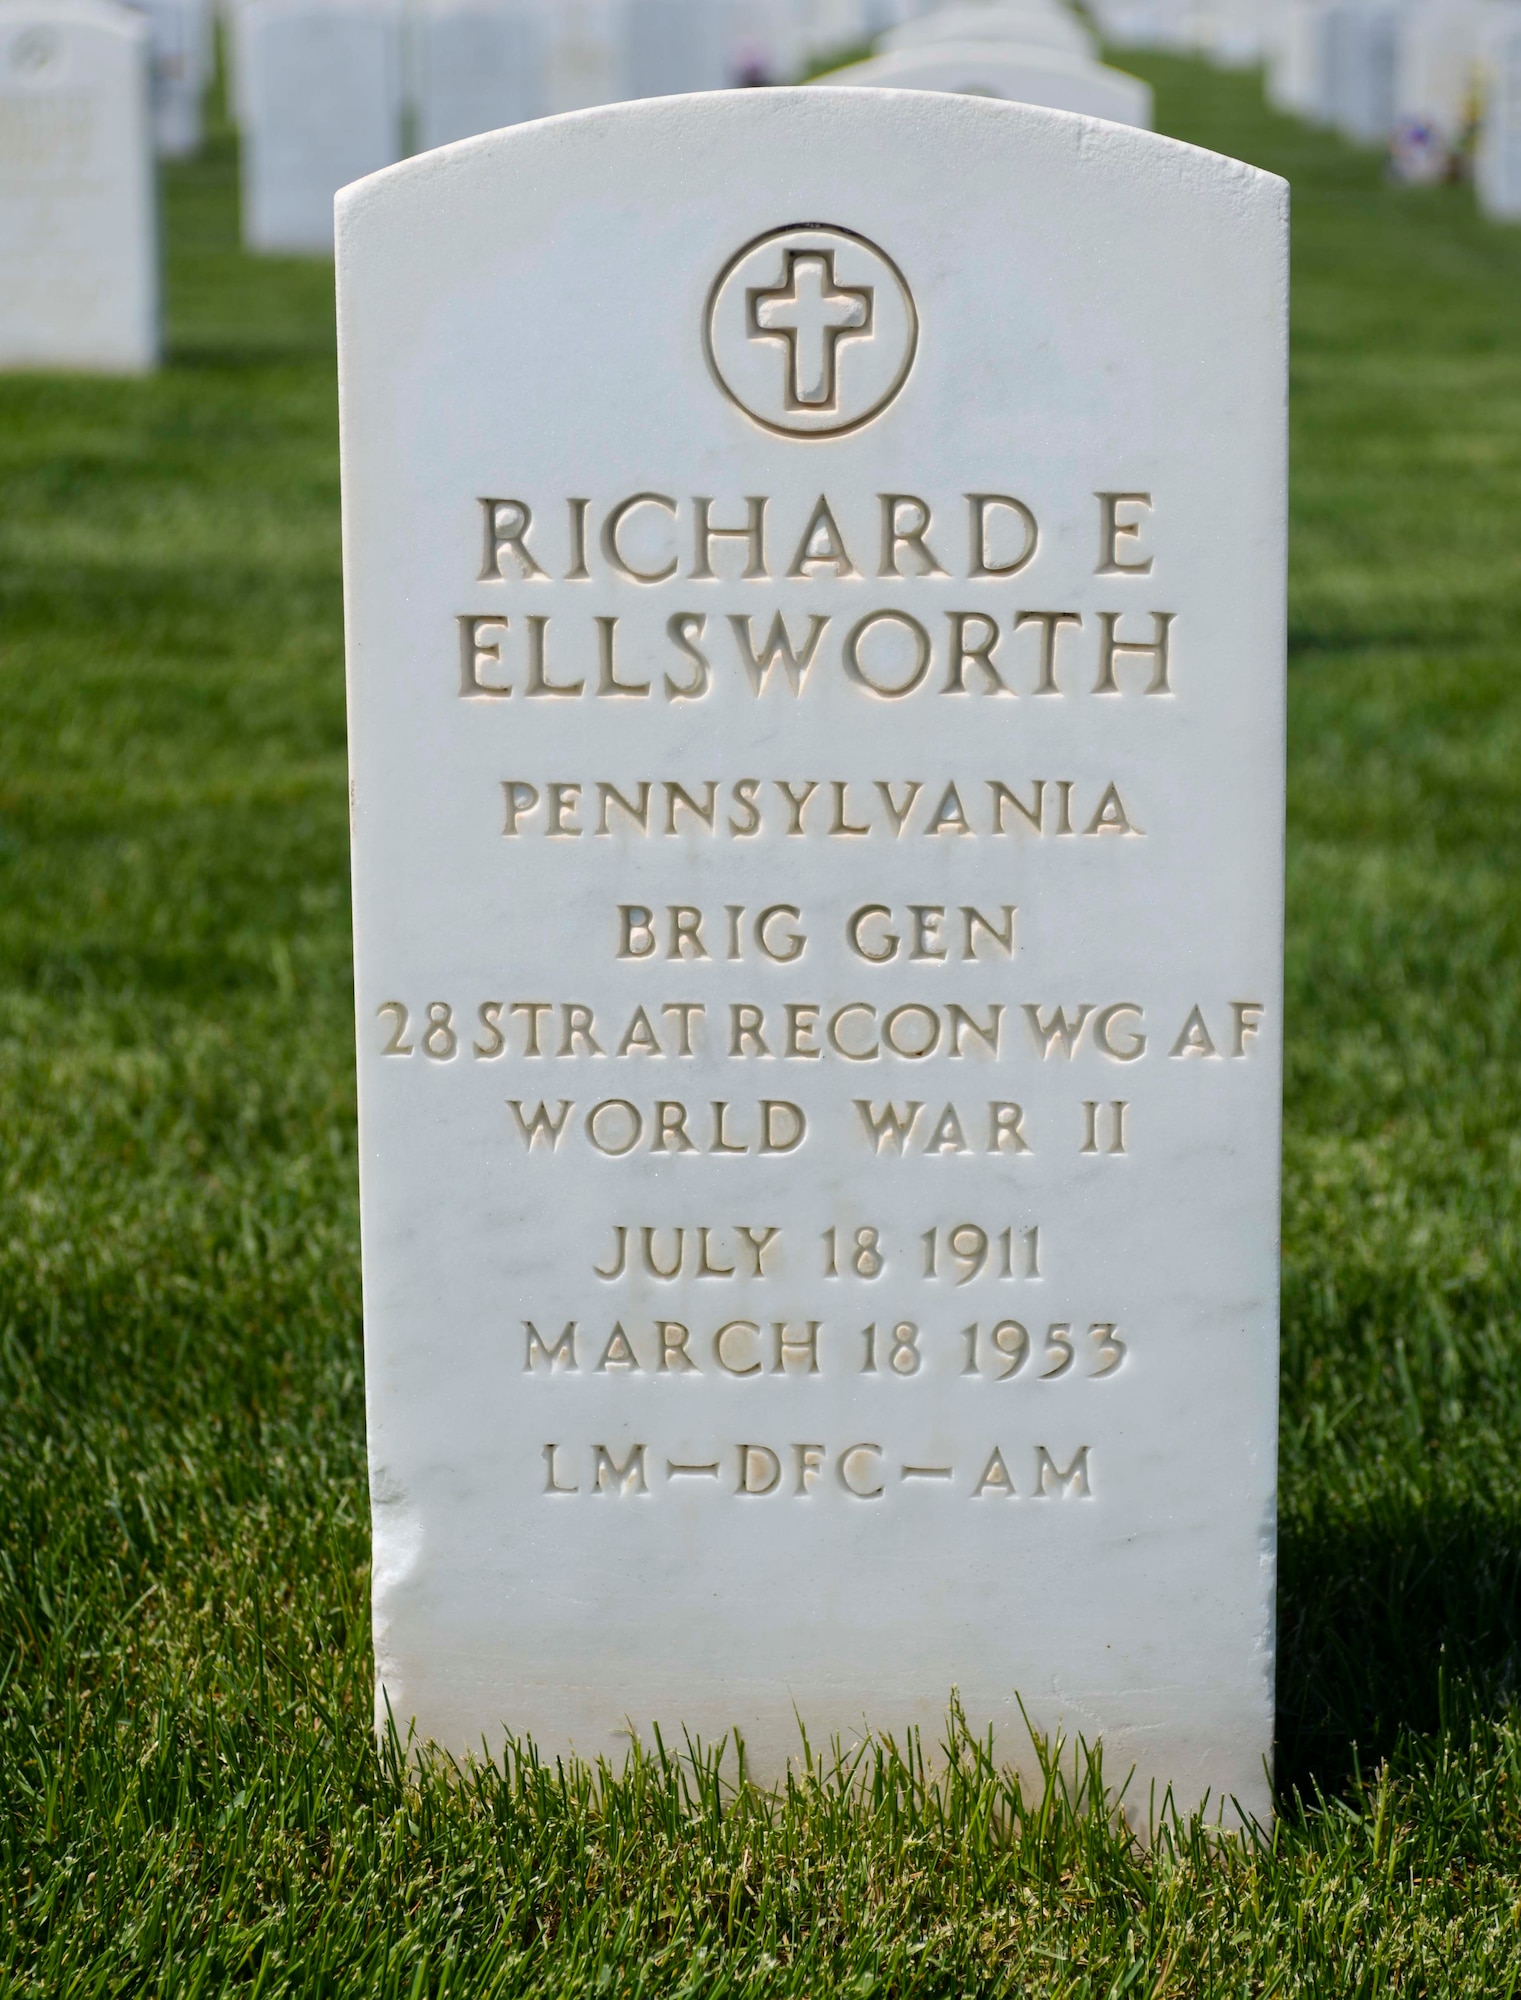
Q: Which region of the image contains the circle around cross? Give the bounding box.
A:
[703,223,918,439]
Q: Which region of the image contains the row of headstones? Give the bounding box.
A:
[1093,0,1521,221]
[816,0,1152,129]
[0,0,1122,375]
[0,0,873,371]
[230,0,1123,255]
[1266,0,1521,217]
[232,0,880,254]
[114,0,886,163]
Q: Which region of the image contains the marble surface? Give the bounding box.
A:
[337,87,1287,1823]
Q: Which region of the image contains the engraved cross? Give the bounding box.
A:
[749,251,873,410]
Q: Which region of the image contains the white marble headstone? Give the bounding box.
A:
[0,0,158,372]
[1394,0,1480,157]
[414,0,543,152]
[619,0,728,100]
[126,0,209,156]
[1207,0,1265,65]
[1266,0,1332,120]
[795,0,867,70]
[1323,0,1402,147]
[236,0,401,253]
[721,0,801,84]
[1478,2,1521,219]
[878,2,1097,61]
[1084,0,1161,46]
[817,42,1153,124]
[540,0,619,110]
[338,88,1287,1823]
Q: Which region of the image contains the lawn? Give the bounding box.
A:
[4,52,1521,1995]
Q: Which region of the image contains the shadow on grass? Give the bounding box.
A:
[165,336,338,370]
[1277,1496,1521,1796]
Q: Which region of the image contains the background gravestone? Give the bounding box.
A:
[414,0,544,154]
[127,0,209,157]
[818,41,1154,124]
[236,0,401,254]
[878,2,1098,61]
[541,0,619,113]
[0,0,158,373]
[1322,0,1401,149]
[794,0,867,74]
[1204,0,1265,67]
[1266,0,1332,120]
[1478,5,1521,220]
[1394,0,1481,164]
[721,0,802,85]
[619,0,728,101]
[337,87,1287,1822]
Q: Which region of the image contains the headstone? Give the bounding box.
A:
[860,0,917,34]
[126,0,209,155]
[1394,0,1480,164]
[1157,0,1200,46]
[1477,0,1521,218]
[619,0,728,99]
[337,87,1287,1823]
[879,2,1097,60]
[1267,0,1332,121]
[818,41,1153,123]
[1198,0,1263,64]
[0,0,158,371]
[722,0,801,84]
[1324,0,1405,146]
[1085,0,1165,46]
[236,0,402,253]
[414,0,543,152]
[795,0,867,71]
[540,0,619,110]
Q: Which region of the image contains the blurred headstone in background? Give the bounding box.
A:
[1092,0,1192,50]
[1477,0,1521,216]
[201,0,1521,237]
[619,0,726,98]
[415,0,544,151]
[877,1,1097,62]
[0,0,158,370]
[722,0,803,85]
[1322,0,1403,150]
[541,0,618,110]
[126,0,210,155]
[1087,0,1166,46]
[816,36,1153,122]
[235,0,402,251]
[1265,0,1332,120]
[1394,0,1480,174]
[794,0,867,72]
[1196,0,1265,67]
[1098,0,1521,223]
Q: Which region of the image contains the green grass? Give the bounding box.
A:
[5,53,1521,1995]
